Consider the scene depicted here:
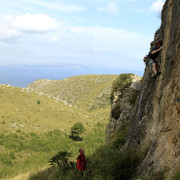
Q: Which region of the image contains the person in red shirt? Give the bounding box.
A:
[77,148,87,176]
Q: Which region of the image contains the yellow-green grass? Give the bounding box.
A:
[0,75,117,179]
[0,85,111,134]
[27,74,118,110]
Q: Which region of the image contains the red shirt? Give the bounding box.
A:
[77,153,86,171]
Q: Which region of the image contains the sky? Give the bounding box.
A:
[0,0,165,71]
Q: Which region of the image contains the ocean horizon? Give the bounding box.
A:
[0,65,144,87]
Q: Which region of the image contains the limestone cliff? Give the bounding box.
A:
[106,0,180,178]
[105,74,141,144]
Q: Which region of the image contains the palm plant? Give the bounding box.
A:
[48,151,74,170]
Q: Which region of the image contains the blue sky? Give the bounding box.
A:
[0,0,165,71]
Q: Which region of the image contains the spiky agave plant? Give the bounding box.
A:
[48,151,74,170]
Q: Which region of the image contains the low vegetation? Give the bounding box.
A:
[0,74,144,180]
[0,75,116,179]
[172,170,180,180]
[0,123,106,179]
[27,75,118,111]
[29,121,146,180]
[70,122,86,141]
[111,73,133,103]
[128,90,139,105]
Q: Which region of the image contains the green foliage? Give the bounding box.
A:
[1,120,5,124]
[9,151,15,159]
[70,122,85,140]
[22,121,148,180]
[0,123,106,179]
[27,75,117,110]
[30,132,37,137]
[29,167,81,180]
[86,146,144,180]
[128,90,139,105]
[1,154,12,166]
[16,129,21,133]
[48,151,73,170]
[0,133,4,138]
[0,75,118,179]
[172,170,180,180]
[111,74,133,103]
[110,123,128,149]
[37,100,41,105]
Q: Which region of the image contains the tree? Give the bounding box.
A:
[70,122,85,141]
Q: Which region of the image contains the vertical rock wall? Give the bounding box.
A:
[126,0,180,178]
[105,74,141,144]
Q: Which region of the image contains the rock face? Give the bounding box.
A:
[126,0,180,178]
[106,0,179,178]
[105,74,141,144]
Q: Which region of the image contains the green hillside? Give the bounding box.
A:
[27,75,117,110]
[0,85,83,134]
[0,75,117,179]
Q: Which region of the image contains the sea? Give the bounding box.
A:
[0,65,144,88]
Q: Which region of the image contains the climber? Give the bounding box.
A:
[77,148,87,176]
[147,40,163,78]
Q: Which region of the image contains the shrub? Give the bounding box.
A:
[87,146,143,180]
[48,151,75,175]
[37,100,41,105]
[1,154,12,166]
[111,74,133,103]
[128,90,139,105]
[0,133,4,138]
[110,123,128,149]
[16,129,21,133]
[172,170,180,180]
[30,132,37,137]
[70,122,85,140]
[9,151,15,159]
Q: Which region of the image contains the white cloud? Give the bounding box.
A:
[0,14,151,69]
[13,13,60,33]
[148,0,165,13]
[0,13,61,41]
[0,15,22,40]
[98,2,119,14]
[0,28,22,41]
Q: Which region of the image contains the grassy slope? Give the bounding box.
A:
[0,75,117,179]
[0,85,85,133]
[27,75,117,110]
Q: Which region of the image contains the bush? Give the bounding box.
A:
[37,100,41,105]
[110,123,128,149]
[16,129,21,133]
[128,90,139,105]
[111,74,133,103]
[70,122,85,140]
[9,151,15,159]
[1,154,12,166]
[48,151,73,170]
[87,146,143,180]
[172,170,180,180]
[30,132,37,137]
